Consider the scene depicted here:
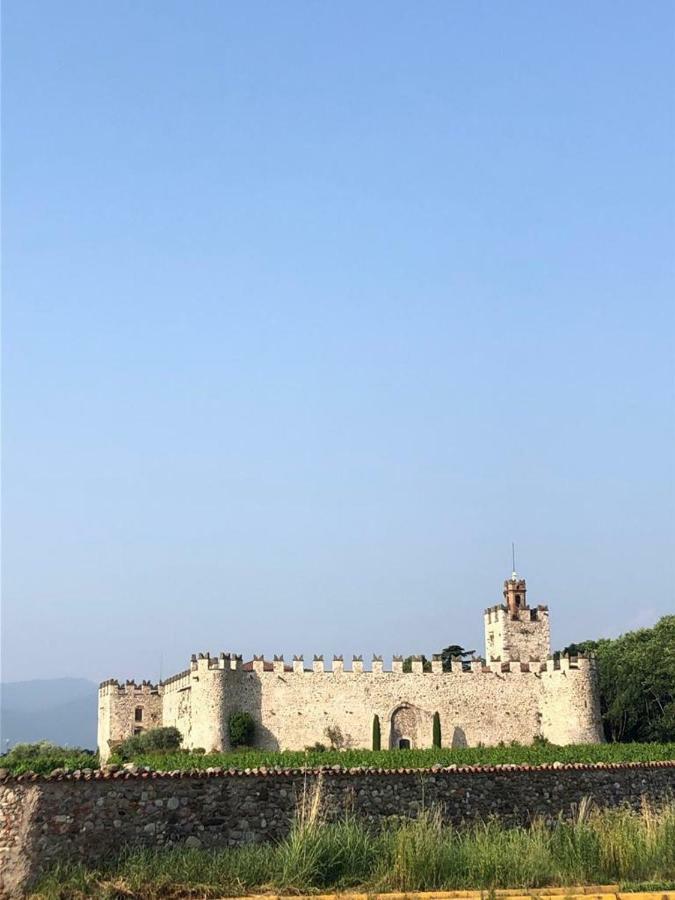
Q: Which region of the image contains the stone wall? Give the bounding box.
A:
[161,672,192,748]
[98,681,162,756]
[484,605,551,662]
[170,655,602,753]
[1,761,673,898]
[100,654,603,759]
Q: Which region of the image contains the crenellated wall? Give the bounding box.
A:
[98,681,162,759]
[188,654,243,753]
[97,577,603,758]
[484,604,551,662]
[160,671,192,752]
[98,652,603,757]
[228,656,542,751]
[540,656,604,744]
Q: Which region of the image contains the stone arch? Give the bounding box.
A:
[389,703,421,749]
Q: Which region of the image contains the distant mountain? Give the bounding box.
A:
[0,678,98,750]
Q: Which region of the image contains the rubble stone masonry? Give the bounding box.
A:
[97,576,605,760]
[1,762,673,898]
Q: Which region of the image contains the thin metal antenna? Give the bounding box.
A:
[511,542,516,576]
[159,652,163,684]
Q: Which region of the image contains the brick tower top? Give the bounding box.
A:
[503,573,528,617]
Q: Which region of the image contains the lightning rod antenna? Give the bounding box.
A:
[512,542,516,577]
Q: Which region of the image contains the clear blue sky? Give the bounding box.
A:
[3,1,674,684]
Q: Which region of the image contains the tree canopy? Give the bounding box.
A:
[403,645,477,673]
[563,615,674,742]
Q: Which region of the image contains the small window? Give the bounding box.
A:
[515,594,521,606]
[398,738,411,750]
[135,707,143,722]
[133,727,143,736]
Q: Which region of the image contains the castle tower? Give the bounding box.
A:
[503,574,527,615]
[484,571,550,662]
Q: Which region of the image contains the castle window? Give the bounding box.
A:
[133,727,143,736]
[398,738,411,750]
[135,707,143,723]
[515,594,521,606]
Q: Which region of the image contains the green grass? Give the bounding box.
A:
[4,741,673,777]
[32,801,675,899]
[0,742,98,775]
[123,741,675,772]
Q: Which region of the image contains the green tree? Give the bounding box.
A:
[228,711,255,747]
[118,726,182,759]
[372,714,381,751]
[562,615,675,742]
[324,724,346,750]
[432,711,441,748]
[440,645,476,672]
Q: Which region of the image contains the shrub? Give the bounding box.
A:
[4,740,61,760]
[324,725,346,750]
[228,711,255,747]
[432,712,441,748]
[305,742,327,752]
[1,742,96,775]
[118,726,182,760]
[372,715,381,751]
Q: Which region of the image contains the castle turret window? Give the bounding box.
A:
[135,707,143,723]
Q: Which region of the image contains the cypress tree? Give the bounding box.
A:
[432,711,441,748]
[372,714,381,751]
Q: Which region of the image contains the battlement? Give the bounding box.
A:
[161,669,191,693]
[189,652,243,672]
[484,604,549,623]
[544,653,596,672]
[101,648,593,701]
[99,650,596,707]
[98,679,160,696]
[181,653,573,675]
[484,591,551,662]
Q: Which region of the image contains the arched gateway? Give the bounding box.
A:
[390,704,422,749]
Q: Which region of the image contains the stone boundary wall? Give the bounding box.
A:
[1,761,673,899]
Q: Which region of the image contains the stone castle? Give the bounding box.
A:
[98,572,604,759]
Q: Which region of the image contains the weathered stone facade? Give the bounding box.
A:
[98,574,604,760]
[1,762,674,898]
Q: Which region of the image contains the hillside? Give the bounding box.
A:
[0,678,98,750]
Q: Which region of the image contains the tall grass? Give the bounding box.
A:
[32,800,675,899]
